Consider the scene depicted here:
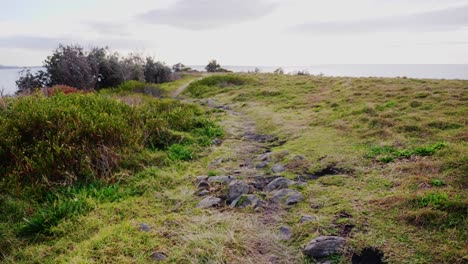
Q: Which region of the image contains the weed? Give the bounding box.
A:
[430,179,446,187]
[168,144,193,161]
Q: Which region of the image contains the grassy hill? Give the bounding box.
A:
[0,73,466,263]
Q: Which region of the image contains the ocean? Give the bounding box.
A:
[1,64,468,95]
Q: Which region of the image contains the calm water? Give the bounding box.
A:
[0,67,42,95]
[1,65,468,95]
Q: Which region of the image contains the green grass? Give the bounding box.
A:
[180,73,467,263]
[1,73,466,263]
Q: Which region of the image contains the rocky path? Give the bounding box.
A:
[169,78,348,263]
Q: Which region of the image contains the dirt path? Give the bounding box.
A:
[191,98,304,263]
[171,74,210,98]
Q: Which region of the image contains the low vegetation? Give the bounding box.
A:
[0,78,223,260]
[182,73,467,263]
[0,73,466,263]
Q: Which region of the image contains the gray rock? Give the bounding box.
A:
[207,175,235,184]
[196,175,208,182]
[270,189,303,205]
[293,155,305,161]
[197,196,222,208]
[266,177,294,192]
[139,223,151,232]
[258,152,273,161]
[303,236,346,258]
[197,190,210,196]
[226,180,251,202]
[279,226,292,240]
[230,194,261,208]
[256,161,269,169]
[271,164,285,173]
[209,158,223,168]
[212,138,223,146]
[299,215,317,223]
[150,252,167,261]
[197,181,210,190]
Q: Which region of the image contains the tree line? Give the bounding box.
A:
[15,44,232,94]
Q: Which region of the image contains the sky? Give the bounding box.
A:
[0,0,467,66]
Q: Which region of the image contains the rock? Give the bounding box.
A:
[279,226,292,240]
[293,155,305,161]
[226,180,251,202]
[270,189,303,205]
[139,223,151,232]
[258,152,273,162]
[256,161,269,169]
[197,181,210,190]
[209,158,223,168]
[265,177,294,192]
[207,175,235,184]
[212,138,223,146]
[197,196,222,208]
[271,164,285,174]
[196,176,208,182]
[197,190,209,196]
[230,194,261,208]
[303,236,346,258]
[299,215,317,223]
[150,252,168,261]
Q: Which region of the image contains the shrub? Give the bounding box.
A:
[0,91,223,191]
[16,69,49,94]
[43,85,86,96]
[186,75,250,98]
[0,94,141,188]
[205,60,221,72]
[103,80,166,98]
[144,57,173,84]
[45,44,96,89]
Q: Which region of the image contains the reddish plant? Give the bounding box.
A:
[43,85,92,96]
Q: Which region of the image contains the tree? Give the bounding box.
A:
[273,67,284,74]
[16,69,49,94]
[44,44,95,89]
[144,57,173,84]
[205,60,221,72]
[173,62,190,72]
[121,53,145,82]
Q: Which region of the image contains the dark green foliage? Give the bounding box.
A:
[205,60,221,72]
[430,179,446,187]
[45,44,96,89]
[144,57,173,84]
[15,68,49,94]
[167,144,193,161]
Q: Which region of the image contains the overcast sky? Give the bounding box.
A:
[1,0,467,66]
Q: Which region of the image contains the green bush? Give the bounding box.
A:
[186,75,251,98]
[0,93,222,190]
[0,94,141,188]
